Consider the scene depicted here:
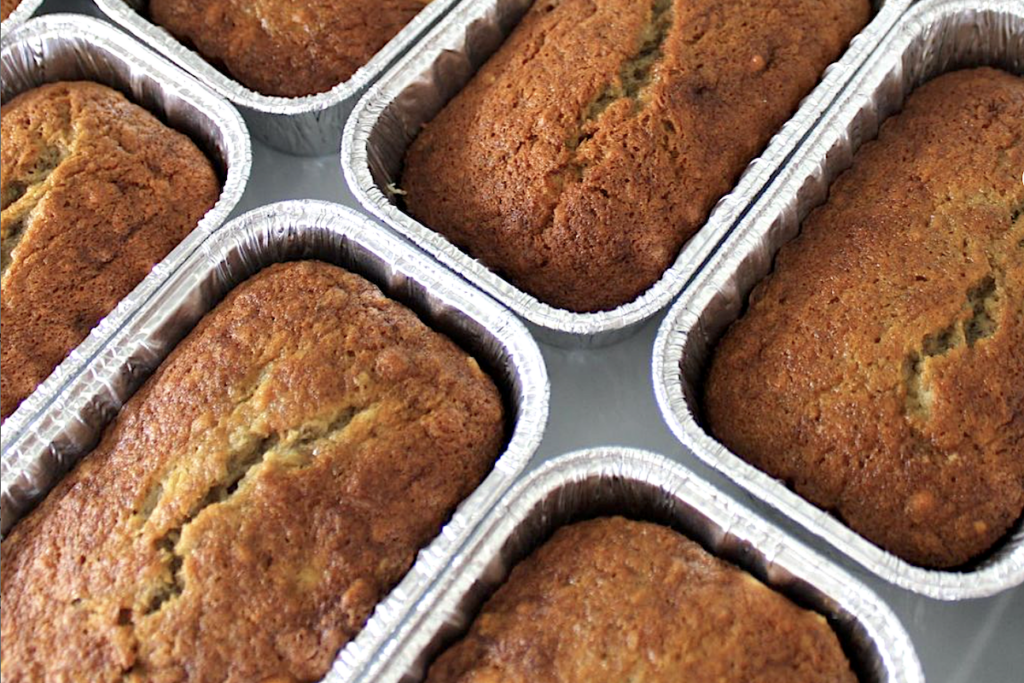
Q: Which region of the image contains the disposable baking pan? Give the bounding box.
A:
[0,0,45,33]
[0,199,550,683]
[95,0,466,155]
[0,15,251,449]
[653,0,1024,600]
[343,0,910,348]
[359,447,923,683]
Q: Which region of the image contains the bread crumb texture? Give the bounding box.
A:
[150,0,433,97]
[0,81,219,419]
[706,68,1024,569]
[402,0,871,312]
[425,517,857,683]
[0,261,505,682]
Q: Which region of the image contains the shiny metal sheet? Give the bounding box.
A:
[343,0,910,347]
[0,0,45,33]
[362,448,924,683]
[0,15,251,453]
[654,0,1024,600]
[94,0,466,155]
[0,199,550,683]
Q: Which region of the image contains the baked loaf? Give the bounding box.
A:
[426,517,856,683]
[1,0,21,20]
[705,68,1024,569]
[1,81,219,420]
[0,261,505,682]
[150,0,431,97]
[402,0,871,312]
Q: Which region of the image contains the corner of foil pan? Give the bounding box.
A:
[93,0,464,154]
[652,0,1024,600]
[0,14,252,457]
[283,200,553,683]
[0,0,45,34]
[361,447,924,683]
[342,0,914,347]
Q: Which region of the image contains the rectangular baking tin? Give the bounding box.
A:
[0,0,45,33]
[95,0,466,155]
[653,0,1024,600]
[342,0,910,348]
[360,448,924,683]
[0,199,550,683]
[0,15,251,452]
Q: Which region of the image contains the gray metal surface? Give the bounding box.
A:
[364,447,923,683]
[4,1,1023,682]
[0,13,251,453]
[94,0,465,155]
[654,0,1024,600]
[0,200,550,683]
[343,0,909,347]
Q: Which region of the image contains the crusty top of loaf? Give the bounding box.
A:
[149,0,431,97]
[705,68,1024,569]
[402,0,871,312]
[426,517,856,683]
[0,261,506,682]
[0,81,219,420]
[1,0,21,20]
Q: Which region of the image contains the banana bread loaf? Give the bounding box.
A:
[0,260,506,682]
[426,517,856,683]
[705,68,1024,569]
[401,0,871,312]
[1,0,21,20]
[1,81,219,420]
[149,0,432,97]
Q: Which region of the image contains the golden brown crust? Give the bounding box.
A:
[1,0,21,21]
[0,260,506,682]
[402,0,871,312]
[426,517,856,683]
[705,68,1024,569]
[149,0,431,97]
[0,81,219,420]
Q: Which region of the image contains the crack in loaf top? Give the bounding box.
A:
[149,0,434,97]
[705,68,1024,569]
[402,0,872,312]
[0,81,220,420]
[0,261,505,682]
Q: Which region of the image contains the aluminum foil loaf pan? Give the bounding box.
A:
[342,0,910,348]
[0,0,45,33]
[0,15,251,452]
[359,448,923,683]
[0,200,550,683]
[653,0,1024,599]
[95,0,465,155]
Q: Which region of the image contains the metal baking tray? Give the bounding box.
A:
[0,199,550,682]
[342,0,910,348]
[0,0,45,33]
[94,0,466,155]
[653,0,1024,600]
[359,447,924,683]
[0,15,251,449]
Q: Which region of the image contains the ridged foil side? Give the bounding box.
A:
[654,0,1024,599]
[342,0,910,347]
[0,200,550,683]
[0,15,251,453]
[0,0,45,33]
[94,0,466,155]
[361,448,924,683]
